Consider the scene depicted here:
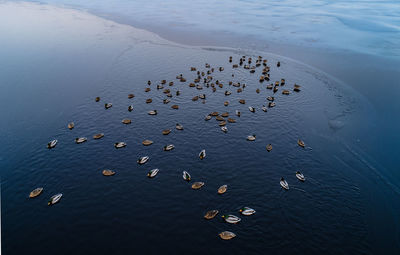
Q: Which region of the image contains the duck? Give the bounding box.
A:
[248,106,255,113]
[163,99,170,104]
[280,177,289,190]
[211,112,219,116]
[128,94,135,99]
[162,129,171,135]
[182,171,191,181]
[256,88,260,93]
[221,112,229,117]
[157,85,164,89]
[163,144,175,151]
[282,89,290,95]
[228,118,236,123]
[204,210,219,219]
[192,96,199,101]
[239,207,256,216]
[262,105,267,112]
[277,61,281,67]
[268,102,276,108]
[176,123,184,130]
[281,79,285,86]
[68,122,74,130]
[93,133,104,139]
[128,105,133,112]
[114,142,126,149]
[122,119,131,124]
[224,101,229,106]
[29,187,43,198]
[75,137,87,144]
[247,135,256,141]
[266,144,272,152]
[239,99,246,104]
[47,139,57,149]
[294,84,301,92]
[161,80,166,85]
[205,115,212,121]
[235,110,241,117]
[171,105,179,109]
[221,126,228,133]
[219,67,224,71]
[148,110,157,115]
[266,84,273,90]
[145,87,151,92]
[219,231,236,240]
[298,139,305,148]
[48,193,62,206]
[137,156,149,165]
[191,182,204,190]
[267,96,274,101]
[225,90,231,96]
[218,184,227,194]
[296,171,305,181]
[105,103,112,109]
[199,94,206,99]
[199,149,206,160]
[102,169,115,176]
[219,121,227,127]
[95,97,100,102]
[146,99,152,104]
[191,67,196,71]
[216,115,225,121]
[142,140,153,146]
[147,168,159,178]
[222,215,241,224]
[170,81,174,86]
[147,80,151,85]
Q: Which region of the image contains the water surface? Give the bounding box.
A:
[1,2,399,255]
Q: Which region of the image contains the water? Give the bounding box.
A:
[1,2,399,255]
[22,0,400,58]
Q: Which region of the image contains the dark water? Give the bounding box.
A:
[1,2,399,255]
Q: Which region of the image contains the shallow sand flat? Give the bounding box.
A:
[1,2,399,255]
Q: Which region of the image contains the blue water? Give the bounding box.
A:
[1,2,399,255]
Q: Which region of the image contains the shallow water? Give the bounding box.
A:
[1,2,399,255]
